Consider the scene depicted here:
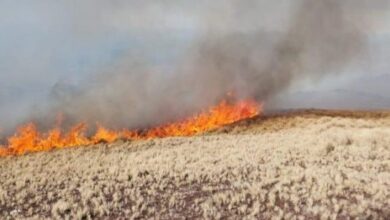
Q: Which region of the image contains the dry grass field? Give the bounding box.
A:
[0,110,389,219]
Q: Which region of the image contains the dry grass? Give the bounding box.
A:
[0,109,389,219]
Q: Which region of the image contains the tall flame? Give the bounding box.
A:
[0,99,261,156]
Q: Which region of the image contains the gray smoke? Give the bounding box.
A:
[2,0,369,133]
[192,0,365,100]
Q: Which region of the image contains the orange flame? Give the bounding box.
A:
[0,99,261,156]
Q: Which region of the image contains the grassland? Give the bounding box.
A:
[0,110,389,219]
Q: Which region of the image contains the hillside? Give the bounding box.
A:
[0,110,389,219]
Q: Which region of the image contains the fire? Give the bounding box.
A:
[0,99,261,156]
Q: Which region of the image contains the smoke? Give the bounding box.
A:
[188,0,366,104]
[1,0,371,133]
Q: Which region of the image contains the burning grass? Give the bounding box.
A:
[0,99,261,156]
[0,110,389,219]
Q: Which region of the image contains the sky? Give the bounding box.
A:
[0,0,389,129]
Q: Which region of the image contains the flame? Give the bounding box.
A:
[0,99,261,156]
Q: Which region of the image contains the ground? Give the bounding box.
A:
[0,110,389,219]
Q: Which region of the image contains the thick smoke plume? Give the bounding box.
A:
[186,0,365,106]
[3,0,367,133]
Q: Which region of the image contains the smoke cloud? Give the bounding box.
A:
[0,0,374,134]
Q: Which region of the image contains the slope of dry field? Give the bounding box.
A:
[0,110,389,219]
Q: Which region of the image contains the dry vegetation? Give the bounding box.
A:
[0,110,389,219]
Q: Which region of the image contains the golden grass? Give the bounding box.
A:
[0,110,389,219]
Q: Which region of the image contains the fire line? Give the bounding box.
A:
[0,99,261,157]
